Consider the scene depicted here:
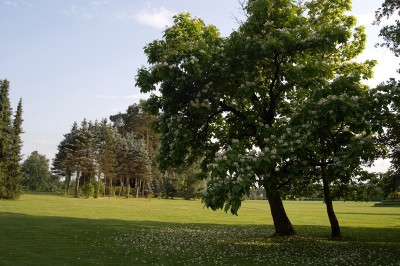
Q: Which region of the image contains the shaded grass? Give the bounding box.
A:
[0,192,399,265]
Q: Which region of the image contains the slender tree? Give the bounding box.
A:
[72,120,95,198]
[52,123,79,195]
[97,119,118,197]
[6,98,23,198]
[0,81,23,199]
[0,80,13,198]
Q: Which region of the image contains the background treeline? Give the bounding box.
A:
[51,102,205,199]
[248,173,394,202]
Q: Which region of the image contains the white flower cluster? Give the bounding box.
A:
[276,28,290,34]
[264,21,273,26]
[189,55,199,64]
[240,81,257,89]
[189,81,214,109]
[190,98,210,109]
[154,61,177,70]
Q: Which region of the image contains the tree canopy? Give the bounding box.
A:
[22,151,52,191]
[136,0,379,236]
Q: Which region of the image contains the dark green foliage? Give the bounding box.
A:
[373,1,400,201]
[21,151,53,191]
[370,80,400,201]
[53,114,154,198]
[83,183,95,198]
[379,170,400,199]
[0,80,23,199]
[135,0,376,236]
[374,0,400,58]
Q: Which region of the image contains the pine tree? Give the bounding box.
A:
[52,123,78,195]
[0,80,23,199]
[97,119,118,197]
[0,80,12,198]
[6,98,23,199]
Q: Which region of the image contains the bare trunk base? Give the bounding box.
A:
[322,175,342,240]
[266,191,295,236]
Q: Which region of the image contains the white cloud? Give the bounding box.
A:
[63,4,93,19]
[134,7,175,29]
[90,0,109,8]
[4,0,18,7]
[63,1,110,20]
[3,0,33,8]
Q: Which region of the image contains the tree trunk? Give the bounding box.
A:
[65,172,71,196]
[74,171,80,198]
[266,191,295,236]
[135,178,139,198]
[125,177,131,198]
[108,175,113,197]
[119,177,124,197]
[321,166,342,239]
[141,180,144,197]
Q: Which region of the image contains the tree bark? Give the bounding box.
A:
[266,191,295,236]
[125,176,130,198]
[108,175,113,197]
[119,177,124,197]
[135,178,139,198]
[65,172,71,196]
[74,171,80,198]
[321,167,342,239]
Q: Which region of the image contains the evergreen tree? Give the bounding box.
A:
[52,123,78,195]
[97,119,118,197]
[0,80,11,198]
[6,98,23,198]
[72,120,96,198]
[0,80,23,199]
[110,102,161,195]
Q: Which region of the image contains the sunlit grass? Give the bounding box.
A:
[0,192,399,265]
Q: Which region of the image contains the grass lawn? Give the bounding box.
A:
[0,192,399,265]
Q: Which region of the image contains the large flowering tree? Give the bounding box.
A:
[136,0,376,236]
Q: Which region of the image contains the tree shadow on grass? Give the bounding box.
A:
[0,212,399,266]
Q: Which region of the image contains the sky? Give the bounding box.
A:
[0,0,398,172]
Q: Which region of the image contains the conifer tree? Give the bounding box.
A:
[53,123,78,195]
[6,98,23,199]
[0,80,12,198]
[97,119,118,197]
[0,80,23,199]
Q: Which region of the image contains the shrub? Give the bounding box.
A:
[83,183,95,198]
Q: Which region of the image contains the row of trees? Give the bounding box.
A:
[52,103,205,199]
[0,80,23,199]
[52,116,152,198]
[136,0,399,239]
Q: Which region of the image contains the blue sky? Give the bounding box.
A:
[0,0,398,172]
